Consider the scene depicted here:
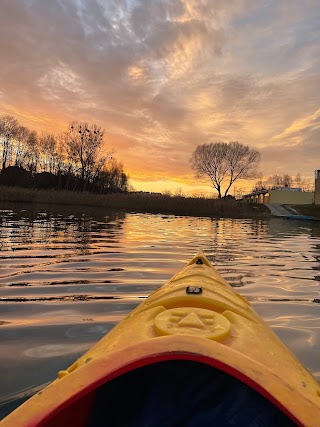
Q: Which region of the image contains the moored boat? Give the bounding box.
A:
[1,251,320,426]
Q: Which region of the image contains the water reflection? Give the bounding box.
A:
[0,205,125,256]
[0,206,319,419]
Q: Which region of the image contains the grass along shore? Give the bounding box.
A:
[0,185,271,219]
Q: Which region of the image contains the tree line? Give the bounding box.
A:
[0,115,128,193]
[253,173,313,192]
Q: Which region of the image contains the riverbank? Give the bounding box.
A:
[0,185,271,219]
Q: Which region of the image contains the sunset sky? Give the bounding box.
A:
[1,0,319,196]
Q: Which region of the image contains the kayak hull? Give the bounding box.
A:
[1,251,320,427]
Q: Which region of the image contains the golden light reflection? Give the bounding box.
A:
[3,313,127,329]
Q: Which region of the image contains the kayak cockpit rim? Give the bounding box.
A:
[23,337,303,427]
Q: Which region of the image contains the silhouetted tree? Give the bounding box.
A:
[267,174,282,187]
[255,172,313,192]
[63,121,112,190]
[190,141,261,198]
[0,115,19,170]
[24,131,39,173]
[267,174,292,188]
[294,173,302,188]
[39,133,57,173]
[15,126,30,167]
[94,160,128,193]
[282,174,292,187]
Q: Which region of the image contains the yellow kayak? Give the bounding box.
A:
[1,251,320,426]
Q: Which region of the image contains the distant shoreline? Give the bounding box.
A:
[0,185,272,219]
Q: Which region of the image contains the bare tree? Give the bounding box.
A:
[25,131,39,173]
[258,172,313,192]
[282,174,292,187]
[301,177,313,192]
[190,141,261,198]
[53,134,65,176]
[267,174,292,188]
[92,159,126,193]
[0,115,19,170]
[252,181,264,192]
[15,126,30,167]
[267,175,283,187]
[39,133,57,173]
[294,173,302,188]
[63,121,112,189]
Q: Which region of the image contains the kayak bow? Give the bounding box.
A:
[1,251,320,426]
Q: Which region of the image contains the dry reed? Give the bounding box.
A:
[0,186,271,218]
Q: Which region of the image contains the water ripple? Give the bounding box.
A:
[0,206,319,418]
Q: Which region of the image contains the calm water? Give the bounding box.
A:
[0,203,320,418]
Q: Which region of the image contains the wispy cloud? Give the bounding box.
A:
[0,0,319,193]
[273,108,320,144]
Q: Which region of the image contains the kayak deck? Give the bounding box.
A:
[1,251,320,427]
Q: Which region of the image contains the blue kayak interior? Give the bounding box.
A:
[86,360,296,427]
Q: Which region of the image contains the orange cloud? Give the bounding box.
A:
[0,0,319,197]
